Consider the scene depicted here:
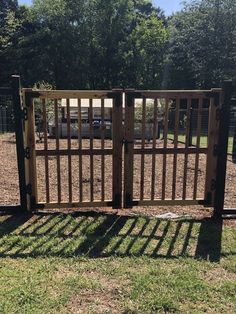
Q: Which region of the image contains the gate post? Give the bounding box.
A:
[233,126,236,164]
[232,99,236,164]
[111,90,123,209]
[123,90,135,208]
[214,81,233,217]
[11,75,27,212]
[24,89,38,212]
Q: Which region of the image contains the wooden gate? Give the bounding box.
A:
[123,89,222,209]
[22,89,123,211]
[22,88,223,212]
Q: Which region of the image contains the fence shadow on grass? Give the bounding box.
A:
[0,212,224,262]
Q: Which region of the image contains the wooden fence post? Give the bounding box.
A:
[233,127,236,164]
[111,90,123,209]
[24,90,38,211]
[11,75,27,212]
[123,90,135,208]
[232,99,236,164]
[214,81,233,217]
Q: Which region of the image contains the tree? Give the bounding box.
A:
[165,0,236,89]
[0,0,168,89]
[0,6,21,85]
[128,15,168,89]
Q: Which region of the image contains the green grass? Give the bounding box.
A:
[0,213,235,313]
[167,133,234,153]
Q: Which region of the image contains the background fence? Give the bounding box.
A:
[0,88,20,207]
[229,97,236,161]
[0,94,14,134]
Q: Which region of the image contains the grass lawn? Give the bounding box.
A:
[167,133,234,153]
[0,213,235,313]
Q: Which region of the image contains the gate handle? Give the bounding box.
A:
[122,139,134,153]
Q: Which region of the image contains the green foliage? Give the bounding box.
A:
[0,0,235,90]
[166,0,236,88]
[129,15,168,88]
[135,100,165,123]
[0,0,167,89]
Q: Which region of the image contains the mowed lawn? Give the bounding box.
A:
[0,213,235,314]
[167,134,235,154]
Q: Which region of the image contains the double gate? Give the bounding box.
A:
[19,86,228,212]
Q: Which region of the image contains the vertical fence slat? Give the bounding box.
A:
[124,92,135,208]
[151,98,158,200]
[42,99,50,203]
[182,98,191,200]
[67,99,72,202]
[162,98,169,200]
[54,99,61,203]
[78,99,83,202]
[193,97,203,199]
[89,99,94,202]
[101,99,105,201]
[112,92,123,208]
[140,97,146,201]
[172,97,180,200]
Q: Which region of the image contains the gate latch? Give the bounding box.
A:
[122,139,134,153]
[21,107,28,121]
[24,147,30,159]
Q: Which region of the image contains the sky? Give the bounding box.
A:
[18,0,186,16]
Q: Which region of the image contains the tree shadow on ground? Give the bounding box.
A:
[0,212,224,262]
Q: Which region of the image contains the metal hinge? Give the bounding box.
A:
[21,107,28,121]
[24,147,30,159]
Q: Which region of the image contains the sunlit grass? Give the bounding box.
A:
[167,132,234,153]
[0,214,235,313]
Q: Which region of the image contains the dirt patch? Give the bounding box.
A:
[54,266,78,281]
[67,290,121,314]
[0,134,20,205]
[202,267,236,283]
[66,275,124,314]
